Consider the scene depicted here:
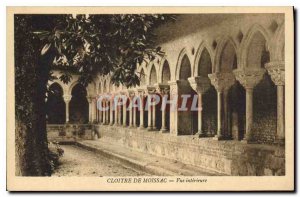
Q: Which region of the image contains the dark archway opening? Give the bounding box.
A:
[46,83,66,124]
[228,82,246,140]
[69,84,89,124]
[178,54,197,135]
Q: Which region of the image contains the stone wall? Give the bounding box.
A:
[94,125,285,176]
[47,124,95,141]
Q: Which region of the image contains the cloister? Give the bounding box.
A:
[46,14,285,175]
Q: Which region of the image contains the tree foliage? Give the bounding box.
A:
[34,14,174,87]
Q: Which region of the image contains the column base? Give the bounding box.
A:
[160,128,169,133]
[147,126,153,131]
[213,135,223,140]
[195,131,206,137]
[138,126,145,130]
[241,138,254,144]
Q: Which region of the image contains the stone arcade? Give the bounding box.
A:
[47,14,285,176]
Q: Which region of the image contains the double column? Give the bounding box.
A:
[63,94,72,123]
[265,61,285,143]
[87,95,97,123]
[136,89,146,129]
[156,84,170,133]
[188,77,211,137]
[146,86,156,130]
[128,90,135,127]
[233,68,265,143]
[208,73,236,140]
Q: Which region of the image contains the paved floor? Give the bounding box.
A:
[52,145,149,177]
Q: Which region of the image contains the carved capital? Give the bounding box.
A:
[208,72,236,92]
[146,86,156,95]
[155,84,170,95]
[127,90,135,99]
[135,88,146,98]
[63,94,72,103]
[233,68,266,89]
[188,76,211,94]
[265,61,285,86]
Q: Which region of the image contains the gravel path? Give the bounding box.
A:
[52,145,148,177]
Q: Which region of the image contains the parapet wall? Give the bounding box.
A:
[47,124,285,176]
[94,125,285,176]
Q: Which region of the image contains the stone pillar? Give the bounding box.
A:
[156,84,170,133]
[137,89,145,129]
[99,99,103,124]
[114,97,118,126]
[147,101,152,130]
[109,99,114,125]
[188,77,211,137]
[106,101,109,124]
[118,102,122,125]
[87,96,93,123]
[208,73,236,140]
[123,96,127,126]
[146,87,156,130]
[128,91,135,127]
[152,101,156,130]
[233,68,265,143]
[133,102,137,127]
[102,100,106,124]
[63,95,72,123]
[92,97,97,123]
[168,81,179,135]
[265,62,285,143]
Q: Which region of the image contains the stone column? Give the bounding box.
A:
[99,99,103,124]
[118,102,122,125]
[109,99,114,125]
[92,97,97,123]
[188,77,211,137]
[233,68,265,143]
[63,95,72,123]
[152,101,156,130]
[167,81,179,135]
[128,91,135,127]
[102,100,106,124]
[208,73,236,140]
[146,87,156,131]
[147,101,152,130]
[114,97,118,126]
[156,84,170,133]
[123,96,127,126]
[87,96,93,123]
[106,101,109,124]
[265,62,285,143]
[137,89,145,129]
[133,102,137,127]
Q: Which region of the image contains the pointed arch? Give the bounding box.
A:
[175,48,192,80]
[149,63,158,85]
[240,24,271,68]
[160,59,171,84]
[215,37,238,72]
[48,80,67,96]
[193,41,214,77]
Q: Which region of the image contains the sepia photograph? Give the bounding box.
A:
[6,6,294,191]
